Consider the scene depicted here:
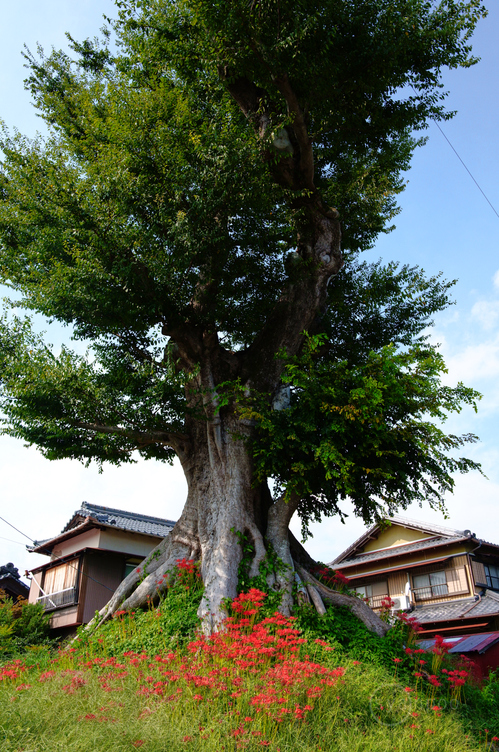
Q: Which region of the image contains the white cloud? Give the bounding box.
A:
[444,336,499,384]
[471,299,499,330]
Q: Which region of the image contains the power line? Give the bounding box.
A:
[0,535,26,546]
[433,120,499,220]
[0,514,115,593]
[0,515,33,543]
[409,84,499,220]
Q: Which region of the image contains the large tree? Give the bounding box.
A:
[0,0,485,632]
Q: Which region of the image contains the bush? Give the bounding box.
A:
[0,589,51,655]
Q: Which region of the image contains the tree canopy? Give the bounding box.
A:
[0,0,486,625]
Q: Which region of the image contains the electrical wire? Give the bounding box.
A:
[0,535,26,546]
[409,84,499,220]
[0,514,116,593]
[433,121,499,220]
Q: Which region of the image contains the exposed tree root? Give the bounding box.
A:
[84,504,389,640]
[306,583,327,615]
[294,563,390,637]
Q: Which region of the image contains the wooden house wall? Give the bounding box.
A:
[98,528,161,557]
[80,551,127,624]
[408,555,470,605]
[471,560,487,589]
[28,577,41,604]
[354,555,473,606]
[49,605,79,630]
[387,571,407,598]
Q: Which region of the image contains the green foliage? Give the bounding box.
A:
[2,597,498,750]
[234,529,290,616]
[77,569,204,656]
[296,599,407,666]
[238,318,481,534]
[0,590,51,657]
[0,0,487,527]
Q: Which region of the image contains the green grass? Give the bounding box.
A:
[0,580,498,752]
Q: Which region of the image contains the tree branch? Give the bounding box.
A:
[295,563,390,637]
[273,73,314,190]
[73,421,188,452]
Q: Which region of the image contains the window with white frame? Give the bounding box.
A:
[412,570,448,600]
[38,560,79,611]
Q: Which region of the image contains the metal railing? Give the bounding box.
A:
[37,586,78,611]
[412,584,448,602]
[368,594,391,610]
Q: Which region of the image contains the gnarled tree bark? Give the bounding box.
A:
[84,58,388,640]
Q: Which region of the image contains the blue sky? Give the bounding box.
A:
[1,1,498,579]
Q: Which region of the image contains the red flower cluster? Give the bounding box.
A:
[231,588,267,617]
[311,566,350,591]
[396,611,423,634]
[0,659,26,682]
[176,559,199,575]
[432,634,450,656]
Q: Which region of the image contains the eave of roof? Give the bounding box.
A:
[414,590,499,624]
[332,514,469,565]
[338,554,454,580]
[333,515,499,566]
[28,514,171,556]
[332,535,469,570]
[63,501,176,533]
[418,632,499,654]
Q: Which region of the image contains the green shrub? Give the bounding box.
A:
[0,589,51,656]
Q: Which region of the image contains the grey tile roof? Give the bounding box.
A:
[63,501,176,538]
[332,514,499,566]
[414,590,499,624]
[333,535,467,569]
[332,515,470,565]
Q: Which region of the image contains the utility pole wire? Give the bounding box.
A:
[0,514,115,592]
[433,121,499,220]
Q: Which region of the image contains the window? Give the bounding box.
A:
[355,584,372,599]
[485,564,499,591]
[412,570,448,600]
[355,581,388,609]
[123,558,143,581]
[38,560,79,611]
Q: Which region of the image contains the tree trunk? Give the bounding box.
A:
[88,405,389,638]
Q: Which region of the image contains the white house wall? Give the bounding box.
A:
[98,527,160,557]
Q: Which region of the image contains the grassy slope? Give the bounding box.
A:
[0,581,498,752]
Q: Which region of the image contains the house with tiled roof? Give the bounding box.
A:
[27,502,175,635]
[0,563,30,601]
[331,515,499,639]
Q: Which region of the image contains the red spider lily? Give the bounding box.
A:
[38,671,56,682]
[428,675,441,687]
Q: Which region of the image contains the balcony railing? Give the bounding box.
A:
[368,594,391,610]
[37,586,78,611]
[413,584,448,602]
